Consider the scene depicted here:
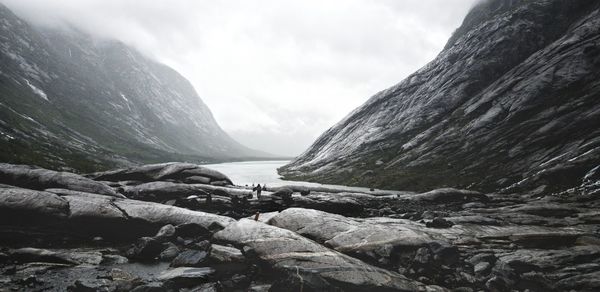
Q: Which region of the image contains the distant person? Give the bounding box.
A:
[263,184,268,191]
[256,184,262,199]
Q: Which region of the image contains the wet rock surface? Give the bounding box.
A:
[1,161,599,291]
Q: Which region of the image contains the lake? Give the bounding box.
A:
[202,160,398,195]
[202,160,304,187]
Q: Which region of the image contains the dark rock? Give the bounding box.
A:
[101,254,128,265]
[474,262,492,275]
[426,218,454,228]
[130,282,164,292]
[190,240,211,251]
[184,282,219,292]
[511,203,579,218]
[176,223,211,238]
[271,187,293,199]
[157,267,215,288]
[158,243,180,261]
[68,279,112,292]
[126,237,163,260]
[220,274,249,290]
[209,244,247,275]
[170,250,208,267]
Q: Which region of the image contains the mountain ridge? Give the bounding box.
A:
[280,0,600,193]
[0,3,269,172]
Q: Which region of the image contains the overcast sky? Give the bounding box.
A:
[1,0,477,156]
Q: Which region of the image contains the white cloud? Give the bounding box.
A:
[1,0,478,156]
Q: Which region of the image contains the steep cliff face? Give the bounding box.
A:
[281,0,600,193]
[0,4,263,172]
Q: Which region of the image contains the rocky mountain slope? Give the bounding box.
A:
[280,0,600,193]
[0,3,263,172]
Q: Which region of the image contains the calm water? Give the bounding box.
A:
[202,160,306,187]
[202,160,394,194]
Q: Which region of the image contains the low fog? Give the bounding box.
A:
[1,0,477,156]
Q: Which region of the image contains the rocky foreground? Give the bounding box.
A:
[0,162,599,291]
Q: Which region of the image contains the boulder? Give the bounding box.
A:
[425,218,454,228]
[159,243,180,261]
[0,188,69,218]
[214,218,431,292]
[292,192,365,216]
[121,182,208,202]
[170,249,208,267]
[157,267,215,287]
[0,163,120,198]
[155,224,176,240]
[270,187,293,199]
[113,199,235,231]
[209,244,247,274]
[88,162,232,185]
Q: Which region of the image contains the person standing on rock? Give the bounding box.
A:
[256,184,262,199]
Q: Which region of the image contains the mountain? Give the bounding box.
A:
[0,4,265,172]
[281,0,600,193]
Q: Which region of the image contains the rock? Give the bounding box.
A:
[113,199,235,231]
[157,267,215,287]
[426,218,454,228]
[214,218,431,291]
[159,243,180,261]
[60,191,127,221]
[101,254,128,265]
[184,176,211,184]
[208,244,246,274]
[175,223,211,238]
[220,274,250,290]
[121,182,209,202]
[270,187,293,199]
[409,188,488,204]
[292,192,366,215]
[126,237,163,260]
[68,279,113,291]
[474,262,492,275]
[189,240,211,251]
[0,188,69,218]
[185,282,219,292]
[10,248,103,265]
[170,249,208,267]
[556,270,600,291]
[248,283,271,292]
[209,244,244,263]
[155,224,176,240]
[130,282,164,292]
[88,162,232,185]
[510,203,579,218]
[467,253,496,266]
[413,247,432,265]
[0,163,120,198]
